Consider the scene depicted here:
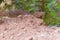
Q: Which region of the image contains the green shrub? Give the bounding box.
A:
[0,0,60,26]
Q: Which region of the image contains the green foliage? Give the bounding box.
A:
[44,0,60,26]
[14,0,41,12]
[0,0,60,26]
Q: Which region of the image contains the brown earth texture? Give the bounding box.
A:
[0,15,60,40]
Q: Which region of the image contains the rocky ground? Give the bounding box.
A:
[0,15,60,40]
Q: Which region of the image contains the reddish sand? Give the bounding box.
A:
[0,15,60,40]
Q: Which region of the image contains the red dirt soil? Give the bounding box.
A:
[0,15,60,40]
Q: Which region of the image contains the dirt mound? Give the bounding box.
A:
[0,15,60,40]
